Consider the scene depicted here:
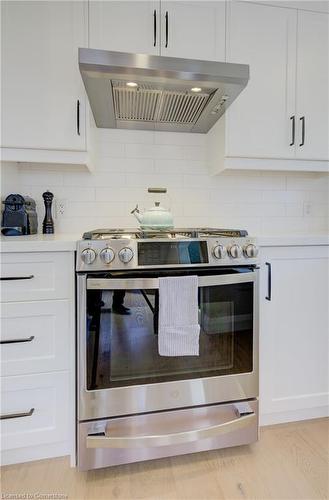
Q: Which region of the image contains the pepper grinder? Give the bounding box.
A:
[42,190,54,234]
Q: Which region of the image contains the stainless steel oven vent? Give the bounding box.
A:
[79,49,249,133]
[112,82,211,125]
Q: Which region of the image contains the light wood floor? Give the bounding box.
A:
[1,418,328,500]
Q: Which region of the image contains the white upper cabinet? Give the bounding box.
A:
[208,1,328,173]
[89,1,159,55]
[1,1,87,154]
[295,10,329,160]
[160,1,225,61]
[88,1,225,61]
[226,2,297,159]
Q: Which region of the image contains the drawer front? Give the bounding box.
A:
[0,371,70,451]
[0,252,73,302]
[78,400,259,470]
[1,300,71,376]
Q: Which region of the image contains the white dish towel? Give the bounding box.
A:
[158,275,200,356]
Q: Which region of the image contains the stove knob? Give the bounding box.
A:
[244,244,259,258]
[118,247,134,263]
[213,244,227,259]
[100,247,115,264]
[228,244,242,259]
[81,248,96,265]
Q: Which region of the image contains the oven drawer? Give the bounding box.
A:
[78,399,258,470]
[0,252,73,302]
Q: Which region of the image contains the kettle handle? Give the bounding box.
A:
[130,204,140,215]
[148,188,167,194]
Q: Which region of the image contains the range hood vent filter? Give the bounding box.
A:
[112,82,211,125]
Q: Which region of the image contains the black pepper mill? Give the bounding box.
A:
[42,190,54,234]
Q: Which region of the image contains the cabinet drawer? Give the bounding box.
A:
[1,300,71,376]
[0,371,70,451]
[0,252,73,302]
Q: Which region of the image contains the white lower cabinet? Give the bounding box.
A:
[1,300,71,376]
[0,251,75,466]
[259,245,329,425]
[1,372,70,452]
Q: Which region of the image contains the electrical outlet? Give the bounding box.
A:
[56,199,67,218]
[303,201,313,217]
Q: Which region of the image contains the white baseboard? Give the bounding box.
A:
[260,405,329,426]
[1,441,70,467]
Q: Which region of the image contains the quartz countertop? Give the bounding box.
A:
[0,232,328,253]
[0,233,80,253]
[256,234,329,247]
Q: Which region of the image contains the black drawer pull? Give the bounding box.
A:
[0,408,35,420]
[0,336,35,345]
[265,262,272,301]
[0,275,34,281]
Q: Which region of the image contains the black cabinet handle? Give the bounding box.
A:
[0,275,34,281]
[77,99,80,136]
[299,116,305,146]
[290,115,295,146]
[1,336,35,345]
[0,408,35,420]
[265,262,271,301]
[165,11,169,48]
[153,10,157,47]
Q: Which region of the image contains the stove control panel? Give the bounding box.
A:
[76,237,259,271]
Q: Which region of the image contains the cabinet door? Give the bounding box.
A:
[296,10,329,160]
[1,1,87,151]
[260,246,329,424]
[89,1,159,55]
[160,1,225,61]
[226,2,297,159]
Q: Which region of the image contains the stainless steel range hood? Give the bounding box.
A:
[79,49,249,134]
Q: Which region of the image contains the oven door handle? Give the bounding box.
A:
[87,272,256,290]
[86,411,256,449]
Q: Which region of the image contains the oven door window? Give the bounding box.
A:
[86,282,253,390]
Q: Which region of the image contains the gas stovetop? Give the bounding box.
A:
[77,227,258,272]
[82,227,249,240]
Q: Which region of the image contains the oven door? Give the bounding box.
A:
[78,268,258,420]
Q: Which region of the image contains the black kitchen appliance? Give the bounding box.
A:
[1,194,38,236]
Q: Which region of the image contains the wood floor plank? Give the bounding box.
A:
[1,418,328,500]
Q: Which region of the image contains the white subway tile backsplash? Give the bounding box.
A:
[95,142,125,158]
[19,170,63,187]
[125,143,157,159]
[154,160,207,175]
[97,129,155,145]
[154,131,205,146]
[286,173,329,191]
[97,158,155,174]
[127,172,184,188]
[8,129,328,235]
[63,172,126,187]
[67,201,126,218]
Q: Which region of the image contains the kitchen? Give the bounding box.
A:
[0,0,328,498]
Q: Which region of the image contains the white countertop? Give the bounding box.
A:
[256,234,329,247]
[0,232,328,253]
[0,233,80,253]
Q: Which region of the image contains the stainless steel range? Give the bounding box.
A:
[76,228,259,470]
